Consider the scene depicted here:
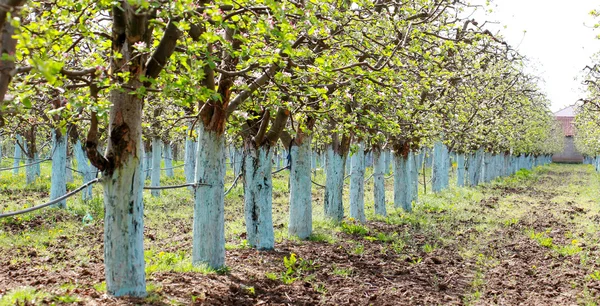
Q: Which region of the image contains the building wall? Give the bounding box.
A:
[552,136,583,163]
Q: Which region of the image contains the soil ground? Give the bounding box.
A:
[1,163,600,305]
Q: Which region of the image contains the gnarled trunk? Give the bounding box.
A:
[102,87,146,297]
[243,144,274,250]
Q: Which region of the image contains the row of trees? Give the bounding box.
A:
[1,0,562,297]
[575,54,600,158]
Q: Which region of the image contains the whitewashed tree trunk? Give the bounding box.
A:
[324,146,346,221]
[349,142,366,223]
[151,137,162,197]
[102,89,146,297]
[373,148,386,216]
[74,140,93,200]
[50,130,67,208]
[288,137,312,239]
[192,124,226,268]
[432,141,448,192]
[164,141,174,177]
[66,156,73,183]
[12,134,22,175]
[456,154,465,187]
[184,125,197,190]
[243,145,274,250]
[393,152,412,211]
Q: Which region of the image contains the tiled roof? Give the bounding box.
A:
[554,105,577,117]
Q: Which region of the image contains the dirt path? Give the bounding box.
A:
[1,164,599,305]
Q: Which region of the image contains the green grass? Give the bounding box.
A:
[0,287,50,306]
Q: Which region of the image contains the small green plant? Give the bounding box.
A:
[588,270,600,281]
[391,240,405,254]
[503,218,519,227]
[53,293,79,303]
[351,243,365,255]
[332,265,353,277]
[0,287,50,306]
[340,221,369,236]
[314,283,327,294]
[265,272,278,281]
[244,286,256,295]
[422,243,436,253]
[528,230,553,248]
[276,253,318,285]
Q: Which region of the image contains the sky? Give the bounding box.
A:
[472,0,600,112]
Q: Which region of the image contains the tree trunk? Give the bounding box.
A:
[66,155,73,183]
[393,151,412,211]
[288,136,312,239]
[164,141,174,177]
[184,124,197,190]
[12,134,21,175]
[324,145,346,221]
[192,123,226,268]
[243,144,274,250]
[102,88,146,297]
[151,137,162,197]
[50,129,67,208]
[432,142,448,192]
[373,148,386,216]
[410,152,419,204]
[74,140,93,200]
[144,147,152,180]
[349,142,366,223]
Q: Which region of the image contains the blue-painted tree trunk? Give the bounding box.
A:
[393,152,412,211]
[243,145,274,250]
[164,141,174,177]
[432,142,449,192]
[349,142,366,223]
[408,152,421,204]
[425,148,433,168]
[456,154,465,187]
[233,147,243,176]
[103,153,146,297]
[324,146,346,221]
[74,140,93,200]
[25,153,36,185]
[50,130,67,208]
[483,152,491,183]
[34,153,40,178]
[192,124,226,268]
[288,137,313,239]
[384,149,391,175]
[144,149,152,180]
[345,153,351,175]
[13,135,22,175]
[66,156,73,183]
[373,148,386,216]
[151,137,162,197]
[184,129,197,190]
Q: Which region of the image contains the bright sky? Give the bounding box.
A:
[473,0,600,112]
